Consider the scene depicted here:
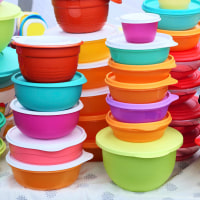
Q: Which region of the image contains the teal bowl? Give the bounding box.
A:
[11,72,87,112]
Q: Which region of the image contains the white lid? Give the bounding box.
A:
[81,86,109,97]
[6,126,86,151]
[106,33,177,50]
[6,151,93,171]
[45,24,119,42]
[120,13,161,24]
[10,98,83,116]
[12,35,82,46]
[78,58,109,70]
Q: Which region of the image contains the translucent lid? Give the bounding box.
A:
[106,33,177,50]
[0,2,22,20]
[6,126,86,151]
[45,24,119,42]
[96,127,183,158]
[81,86,109,97]
[0,47,19,77]
[6,151,93,171]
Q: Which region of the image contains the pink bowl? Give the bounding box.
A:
[10,99,83,139]
[7,126,86,165]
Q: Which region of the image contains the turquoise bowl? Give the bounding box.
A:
[142,0,200,31]
[11,72,87,112]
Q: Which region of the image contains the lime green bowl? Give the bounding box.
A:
[96,127,183,192]
[0,138,6,157]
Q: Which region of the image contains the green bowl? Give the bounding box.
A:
[96,127,183,192]
[0,138,6,157]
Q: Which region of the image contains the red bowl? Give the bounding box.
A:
[52,0,109,33]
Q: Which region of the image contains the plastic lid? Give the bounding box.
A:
[0,112,6,129]
[12,36,83,48]
[106,33,177,50]
[169,96,200,120]
[171,118,200,126]
[0,138,6,155]
[45,24,119,42]
[79,113,106,122]
[120,13,161,24]
[81,86,109,97]
[0,2,22,20]
[10,98,83,116]
[96,127,183,158]
[0,47,19,77]
[6,126,86,151]
[142,0,200,15]
[11,72,87,88]
[169,70,200,90]
[78,58,109,70]
[6,151,93,172]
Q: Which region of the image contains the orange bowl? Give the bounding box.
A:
[158,23,200,52]
[80,87,110,116]
[106,111,172,143]
[109,55,176,83]
[78,59,110,89]
[105,72,177,104]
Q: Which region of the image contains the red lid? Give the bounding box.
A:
[169,70,200,90]
[170,43,200,62]
[169,96,200,120]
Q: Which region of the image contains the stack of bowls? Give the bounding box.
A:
[5,35,93,190]
[142,0,200,160]
[96,12,184,192]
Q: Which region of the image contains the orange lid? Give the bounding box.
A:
[79,114,106,122]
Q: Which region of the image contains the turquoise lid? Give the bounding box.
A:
[142,0,200,15]
[0,47,19,77]
[0,112,6,129]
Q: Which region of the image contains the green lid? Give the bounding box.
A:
[96,127,183,158]
[0,138,6,156]
[0,112,6,129]
[0,2,22,20]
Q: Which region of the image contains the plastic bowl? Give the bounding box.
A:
[12,72,86,112]
[106,92,178,123]
[158,23,200,52]
[7,126,86,165]
[120,13,161,43]
[78,59,110,89]
[96,127,183,192]
[143,0,200,31]
[109,55,176,83]
[78,114,107,143]
[6,151,93,190]
[106,33,177,65]
[158,0,191,9]
[80,87,110,116]
[105,72,177,104]
[106,111,172,143]
[10,99,83,139]
[12,36,83,83]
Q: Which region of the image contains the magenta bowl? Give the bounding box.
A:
[120,13,161,43]
[10,98,83,139]
[106,92,178,123]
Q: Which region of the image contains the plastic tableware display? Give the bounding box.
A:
[106,92,178,123]
[6,151,93,190]
[0,138,6,157]
[80,87,110,116]
[6,126,86,165]
[78,114,107,143]
[96,127,183,192]
[12,36,83,83]
[109,55,176,83]
[142,0,200,31]
[12,72,86,112]
[0,112,6,131]
[120,13,161,43]
[105,72,177,104]
[158,23,200,52]
[45,24,118,63]
[0,2,22,52]
[106,111,172,143]
[10,99,83,139]
[106,33,177,65]
[78,59,110,89]
[51,0,121,33]
[158,0,191,9]
[0,47,19,89]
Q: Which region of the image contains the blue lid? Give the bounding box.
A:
[142,0,200,15]
[0,47,19,77]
